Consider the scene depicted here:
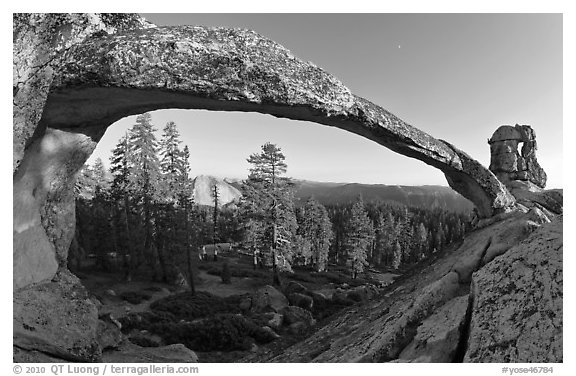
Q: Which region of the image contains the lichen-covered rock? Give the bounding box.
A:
[13,270,101,362]
[399,295,469,362]
[464,217,562,363]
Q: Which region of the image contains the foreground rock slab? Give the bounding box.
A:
[102,343,198,363]
[465,217,563,362]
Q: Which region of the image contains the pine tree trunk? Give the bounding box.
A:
[123,194,134,282]
[185,205,196,294]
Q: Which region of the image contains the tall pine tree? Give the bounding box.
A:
[344,197,374,278]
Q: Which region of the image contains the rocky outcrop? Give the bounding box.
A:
[489,125,546,188]
[464,217,562,362]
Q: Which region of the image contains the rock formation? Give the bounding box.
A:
[13,13,561,362]
[489,125,562,216]
[489,124,547,188]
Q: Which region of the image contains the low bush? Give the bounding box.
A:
[150,291,242,321]
[120,291,153,304]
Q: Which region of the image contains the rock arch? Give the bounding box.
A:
[14,14,516,290]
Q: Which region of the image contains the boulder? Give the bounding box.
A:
[13,271,101,362]
[127,330,163,348]
[288,322,309,336]
[96,314,124,350]
[465,217,562,362]
[288,292,314,311]
[260,326,281,340]
[102,343,198,363]
[252,285,289,313]
[285,281,308,295]
[239,297,252,312]
[263,312,283,330]
[280,306,316,327]
[399,295,469,362]
[307,291,329,309]
[347,286,369,303]
[332,289,354,306]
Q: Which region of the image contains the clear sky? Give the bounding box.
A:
[88,13,562,188]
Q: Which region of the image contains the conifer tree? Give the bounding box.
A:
[344,197,374,278]
[128,113,161,269]
[109,134,135,280]
[240,142,297,283]
[299,198,333,272]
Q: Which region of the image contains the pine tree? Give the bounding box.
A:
[299,198,333,272]
[109,134,135,281]
[344,197,374,278]
[240,142,297,284]
[415,222,428,261]
[392,240,402,270]
[159,121,185,202]
[212,184,220,249]
[375,211,396,267]
[128,113,161,270]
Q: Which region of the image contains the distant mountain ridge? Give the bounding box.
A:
[292,179,474,213]
[192,175,473,213]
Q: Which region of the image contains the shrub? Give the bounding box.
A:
[120,291,153,304]
[150,291,241,321]
[144,314,277,352]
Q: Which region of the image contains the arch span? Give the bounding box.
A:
[42,25,514,217]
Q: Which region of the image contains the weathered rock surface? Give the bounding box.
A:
[464,217,562,362]
[13,271,101,362]
[399,295,469,362]
[102,343,198,363]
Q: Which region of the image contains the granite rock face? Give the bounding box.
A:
[464,217,563,362]
[399,295,470,362]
